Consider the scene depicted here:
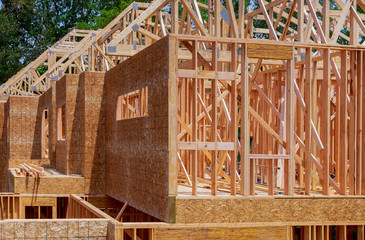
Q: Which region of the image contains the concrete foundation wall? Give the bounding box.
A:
[105,37,170,221]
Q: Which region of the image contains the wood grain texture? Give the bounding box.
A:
[247,43,293,60]
[105,36,170,222]
[38,85,56,168]
[175,197,365,223]
[155,226,288,239]
[0,102,8,191]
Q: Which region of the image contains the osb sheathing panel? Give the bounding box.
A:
[55,75,68,174]
[8,96,44,168]
[155,226,288,240]
[38,83,56,168]
[79,71,106,195]
[66,74,82,175]
[55,74,81,175]
[105,37,169,222]
[54,73,105,194]
[10,173,84,194]
[0,102,8,191]
[175,197,365,223]
[1,219,108,239]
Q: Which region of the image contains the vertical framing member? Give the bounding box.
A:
[321,48,330,195]
[192,40,198,196]
[211,41,218,196]
[349,50,357,195]
[340,50,348,195]
[355,50,363,195]
[284,52,295,196]
[230,43,238,195]
[240,43,250,196]
[304,47,312,195]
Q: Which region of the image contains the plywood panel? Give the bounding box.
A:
[105,36,170,222]
[38,83,56,168]
[79,71,106,195]
[0,102,9,191]
[8,97,42,166]
[175,197,365,223]
[155,226,288,240]
[10,169,84,194]
[247,43,293,60]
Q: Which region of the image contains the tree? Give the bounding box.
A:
[0,0,151,85]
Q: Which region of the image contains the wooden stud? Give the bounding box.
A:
[340,50,348,195]
[240,43,250,196]
[304,47,312,195]
[321,48,330,195]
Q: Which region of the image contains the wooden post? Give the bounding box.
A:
[285,57,295,196]
[356,50,363,195]
[171,0,179,34]
[323,0,330,42]
[362,51,365,195]
[321,48,330,195]
[268,72,274,195]
[211,41,218,195]
[240,43,250,196]
[192,40,198,196]
[349,50,357,195]
[340,50,348,195]
[304,47,312,195]
[230,43,237,195]
[297,0,304,43]
[168,36,178,198]
[238,0,245,38]
[208,0,213,35]
[214,0,220,37]
[350,0,359,46]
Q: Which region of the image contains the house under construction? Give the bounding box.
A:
[1,0,365,239]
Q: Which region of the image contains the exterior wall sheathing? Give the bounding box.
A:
[0,102,8,191]
[105,37,170,222]
[79,71,106,194]
[38,84,56,168]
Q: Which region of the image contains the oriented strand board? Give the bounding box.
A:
[55,74,81,175]
[155,226,288,240]
[0,102,9,191]
[0,219,108,239]
[105,37,170,222]
[55,72,106,195]
[9,169,84,194]
[55,75,69,174]
[175,197,365,223]
[79,71,106,195]
[8,96,43,167]
[38,82,56,168]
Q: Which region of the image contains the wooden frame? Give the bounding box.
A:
[116,87,148,120]
[57,105,65,141]
[171,34,365,197]
[3,0,365,97]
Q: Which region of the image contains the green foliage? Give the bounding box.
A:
[1,0,365,86]
[0,0,151,85]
